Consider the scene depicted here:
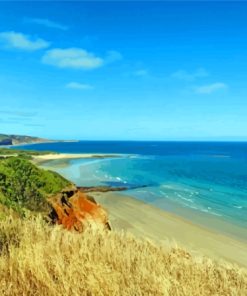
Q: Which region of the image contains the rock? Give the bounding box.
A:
[49,189,111,232]
[78,186,128,193]
[77,184,148,193]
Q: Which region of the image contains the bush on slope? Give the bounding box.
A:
[0,157,71,213]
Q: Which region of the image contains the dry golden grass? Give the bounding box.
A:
[0,216,246,296]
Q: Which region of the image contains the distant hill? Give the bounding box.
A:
[0,133,50,146]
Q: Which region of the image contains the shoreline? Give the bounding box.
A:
[32,153,122,164]
[31,152,247,267]
[92,191,247,268]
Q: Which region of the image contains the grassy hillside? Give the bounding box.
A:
[0,155,246,295]
[0,133,49,146]
[0,157,72,214]
[0,216,246,296]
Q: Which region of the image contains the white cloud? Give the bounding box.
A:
[66,82,93,90]
[171,68,208,81]
[133,69,148,76]
[194,82,228,94]
[0,31,50,51]
[42,48,104,69]
[42,48,122,70]
[25,18,68,31]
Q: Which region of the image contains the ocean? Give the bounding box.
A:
[13,141,247,240]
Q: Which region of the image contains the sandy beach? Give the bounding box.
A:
[32,153,120,163]
[92,191,247,268]
[35,152,247,268]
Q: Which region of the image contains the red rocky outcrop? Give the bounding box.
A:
[49,188,111,232]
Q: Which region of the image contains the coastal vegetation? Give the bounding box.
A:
[0,147,56,158]
[0,156,71,215]
[0,153,246,295]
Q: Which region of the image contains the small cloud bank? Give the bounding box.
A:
[42,48,104,69]
[171,68,208,81]
[25,18,68,31]
[42,48,122,70]
[66,82,93,90]
[0,31,50,51]
[194,82,228,94]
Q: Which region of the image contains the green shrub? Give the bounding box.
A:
[0,157,71,213]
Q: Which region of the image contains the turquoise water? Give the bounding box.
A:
[13,141,247,239]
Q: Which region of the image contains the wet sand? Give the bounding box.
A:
[92,191,247,268]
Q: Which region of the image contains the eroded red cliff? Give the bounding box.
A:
[49,188,111,232]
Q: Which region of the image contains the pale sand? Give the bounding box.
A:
[92,191,247,268]
[0,154,18,158]
[33,153,120,162]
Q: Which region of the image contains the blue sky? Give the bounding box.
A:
[0,1,246,140]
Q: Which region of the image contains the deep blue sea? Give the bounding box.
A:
[13,141,247,239]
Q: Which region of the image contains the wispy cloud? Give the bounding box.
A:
[42,48,104,69]
[0,110,41,127]
[133,69,148,77]
[42,48,122,70]
[171,68,208,81]
[24,123,45,127]
[105,50,123,63]
[25,18,68,31]
[0,110,37,117]
[194,82,228,94]
[0,31,50,51]
[66,82,93,90]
